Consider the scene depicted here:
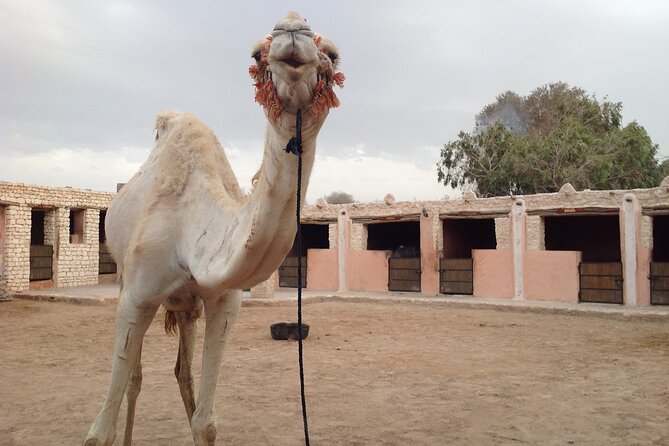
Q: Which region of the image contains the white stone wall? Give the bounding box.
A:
[43,209,56,245]
[350,222,367,251]
[526,216,545,251]
[495,217,511,250]
[4,206,31,291]
[328,223,337,249]
[432,213,443,253]
[641,215,653,250]
[56,209,101,287]
[0,182,113,292]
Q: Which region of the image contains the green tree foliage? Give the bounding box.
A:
[437,82,663,197]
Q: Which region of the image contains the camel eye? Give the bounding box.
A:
[327,51,338,64]
[252,51,261,62]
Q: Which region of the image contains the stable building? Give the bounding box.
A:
[2,178,669,307]
[277,178,669,307]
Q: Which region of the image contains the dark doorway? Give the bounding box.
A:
[545,214,622,304]
[31,210,46,245]
[650,215,669,305]
[367,221,420,256]
[545,215,621,262]
[30,209,52,282]
[442,218,496,259]
[440,218,496,295]
[367,221,421,292]
[279,224,330,288]
[98,210,117,276]
[99,210,107,243]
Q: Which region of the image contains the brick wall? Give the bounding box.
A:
[0,182,113,292]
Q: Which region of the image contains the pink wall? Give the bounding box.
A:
[473,249,514,299]
[307,248,338,291]
[347,250,390,292]
[523,251,581,302]
[420,215,439,296]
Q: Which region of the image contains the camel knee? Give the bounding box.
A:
[127,366,143,400]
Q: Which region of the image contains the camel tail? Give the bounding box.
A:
[165,310,178,335]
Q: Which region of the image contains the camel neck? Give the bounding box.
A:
[212,116,320,289]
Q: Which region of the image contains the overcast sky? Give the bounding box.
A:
[1,1,668,202]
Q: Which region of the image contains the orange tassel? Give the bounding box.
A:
[254,79,284,123]
[332,72,345,88]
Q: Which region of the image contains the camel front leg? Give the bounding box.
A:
[191,290,242,446]
[85,296,159,446]
[122,345,142,446]
[174,310,201,424]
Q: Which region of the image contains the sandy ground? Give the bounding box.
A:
[1,298,668,446]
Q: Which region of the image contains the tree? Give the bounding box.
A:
[437,82,663,197]
[324,191,355,204]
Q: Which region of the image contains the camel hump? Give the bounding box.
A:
[152,110,245,203]
[154,110,196,141]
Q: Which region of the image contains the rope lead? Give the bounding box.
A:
[285,109,309,446]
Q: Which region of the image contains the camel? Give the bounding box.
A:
[84,12,343,446]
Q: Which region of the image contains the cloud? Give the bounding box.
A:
[0,146,150,192]
[0,0,667,199]
[310,153,451,203]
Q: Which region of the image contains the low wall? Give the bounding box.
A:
[524,251,581,302]
[347,250,390,292]
[473,249,514,299]
[307,248,338,291]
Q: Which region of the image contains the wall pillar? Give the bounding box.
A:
[621,194,640,306]
[337,209,349,291]
[512,199,526,300]
[250,271,277,298]
[4,205,31,292]
[420,209,439,296]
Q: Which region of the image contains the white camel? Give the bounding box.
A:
[85,12,343,446]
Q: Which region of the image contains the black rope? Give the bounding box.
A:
[284,109,309,446]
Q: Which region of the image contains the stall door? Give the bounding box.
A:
[649,262,669,305]
[579,262,623,304]
[388,258,421,292]
[439,258,473,295]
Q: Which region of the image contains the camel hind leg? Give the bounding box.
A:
[174,309,201,424]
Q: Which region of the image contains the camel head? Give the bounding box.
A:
[250,12,344,124]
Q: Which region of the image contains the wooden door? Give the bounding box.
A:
[649,262,669,305]
[388,258,421,292]
[579,262,623,304]
[439,258,473,295]
[279,256,307,288]
[98,243,117,275]
[30,245,53,281]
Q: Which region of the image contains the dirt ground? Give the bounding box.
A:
[1,298,668,446]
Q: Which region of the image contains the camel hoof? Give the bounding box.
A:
[84,432,113,446]
[192,421,217,446]
[206,423,217,445]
